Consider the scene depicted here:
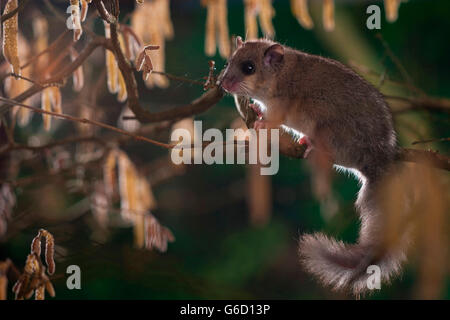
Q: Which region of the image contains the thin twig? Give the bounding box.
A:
[1,136,106,154]
[42,0,67,23]
[350,60,415,93]
[4,73,43,86]
[21,30,70,69]
[412,137,450,145]
[43,41,76,80]
[152,71,204,86]
[386,95,450,114]
[398,148,450,171]
[375,33,425,96]
[0,29,71,85]
[0,96,174,151]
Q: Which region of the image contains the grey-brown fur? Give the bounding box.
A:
[220,38,407,295]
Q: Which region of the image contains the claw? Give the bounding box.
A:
[249,103,263,120]
[299,136,313,158]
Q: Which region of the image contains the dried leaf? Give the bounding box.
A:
[135,50,146,72]
[44,232,55,275]
[31,235,42,257]
[149,32,168,88]
[142,55,153,81]
[135,45,158,83]
[13,253,52,300]
[31,229,55,275]
[131,0,172,88]
[144,214,175,252]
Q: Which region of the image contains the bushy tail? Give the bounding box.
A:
[299,177,409,296]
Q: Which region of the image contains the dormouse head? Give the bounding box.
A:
[220,37,285,99]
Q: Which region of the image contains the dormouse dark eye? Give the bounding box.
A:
[241,60,256,75]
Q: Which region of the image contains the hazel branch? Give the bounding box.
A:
[0,0,29,23]
[108,22,225,124]
[93,0,117,24]
[412,137,450,145]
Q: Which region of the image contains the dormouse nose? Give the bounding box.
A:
[221,75,236,92]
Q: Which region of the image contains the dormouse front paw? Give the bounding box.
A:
[249,103,263,120]
[299,136,314,158]
[253,119,269,130]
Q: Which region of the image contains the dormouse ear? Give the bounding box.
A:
[263,44,284,67]
[236,36,244,49]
